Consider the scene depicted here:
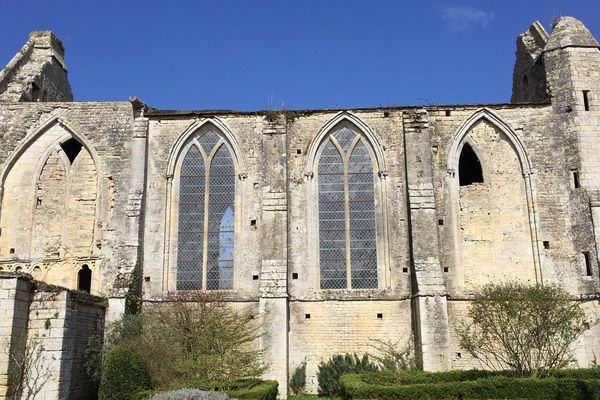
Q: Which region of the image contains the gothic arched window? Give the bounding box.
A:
[176,129,236,291]
[317,126,378,289]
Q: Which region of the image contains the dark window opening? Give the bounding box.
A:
[250,219,257,227]
[305,314,311,319]
[402,267,408,273]
[9,248,15,254]
[144,276,150,282]
[60,138,83,164]
[296,149,302,155]
[543,241,550,249]
[377,313,383,319]
[573,171,581,189]
[522,75,529,100]
[583,252,592,277]
[78,264,92,293]
[443,267,449,273]
[31,83,41,101]
[252,274,259,280]
[459,143,484,186]
[583,91,590,111]
[292,272,298,279]
[445,110,451,117]
[438,219,444,226]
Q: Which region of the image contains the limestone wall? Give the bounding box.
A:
[0,272,106,400]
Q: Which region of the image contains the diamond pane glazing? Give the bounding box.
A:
[177,146,205,290]
[206,144,235,290]
[334,127,357,151]
[349,140,377,289]
[199,130,221,156]
[318,139,346,289]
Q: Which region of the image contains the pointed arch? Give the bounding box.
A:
[0,115,100,189]
[447,108,531,177]
[166,118,245,178]
[306,111,386,175]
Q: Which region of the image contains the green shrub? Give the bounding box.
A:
[340,372,600,400]
[98,345,151,400]
[318,354,378,397]
[290,362,306,394]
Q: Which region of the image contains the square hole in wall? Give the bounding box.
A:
[144,276,151,282]
[455,352,462,359]
[253,183,259,189]
[445,110,451,117]
[9,248,14,254]
[305,314,311,319]
[402,267,408,273]
[292,272,298,279]
[250,219,257,227]
[438,219,444,226]
[383,110,390,117]
[296,149,302,155]
[252,274,259,280]
[377,313,383,319]
[543,241,550,249]
[443,267,449,273]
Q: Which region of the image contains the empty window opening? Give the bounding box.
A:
[443,267,449,273]
[78,264,92,293]
[9,248,15,254]
[296,149,302,155]
[522,75,529,100]
[459,143,484,186]
[573,171,581,189]
[305,314,311,319]
[543,241,550,250]
[438,219,444,226]
[144,276,151,282]
[250,219,257,227]
[31,83,41,101]
[377,313,383,319]
[583,252,592,277]
[292,272,298,280]
[60,138,83,164]
[445,110,451,117]
[455,352,462,359]
[583,91,590,111]
[252,274,259,280]
[402,267,408,273]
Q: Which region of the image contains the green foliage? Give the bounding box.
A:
[368,338,418,372]
[98,345,151,400]
[317,354,378,397]
[84,332,104,385]
[133,293,265,387]
[263,110,279,122]
[133,379,278,400]
[457,281,585,377]
[340,372,600,400]
[125,261,143,315]
[289,362,306,395]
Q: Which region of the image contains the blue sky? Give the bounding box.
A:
[1,0,599,110]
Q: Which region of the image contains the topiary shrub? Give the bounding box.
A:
[317,353,378,397]
[289,361,306,395]
[98,345,151,400]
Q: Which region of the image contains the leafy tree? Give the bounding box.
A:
[458,282,586,377]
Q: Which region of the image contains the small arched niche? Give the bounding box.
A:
[458,142,484,186]
[77,264,92,293]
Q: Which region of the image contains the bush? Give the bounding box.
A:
[340,373,600,400]
[139,379,277,400]
[318,354,378,397]
[98,345,151,400]
[458,281,585,377]
[368,338,418,372]
[133,293,265,387]
[290,362,306,394]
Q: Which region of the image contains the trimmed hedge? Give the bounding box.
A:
[355,368,600,386]
[131,379,278,400]
[99,345,151,400]
[340,373,600,400]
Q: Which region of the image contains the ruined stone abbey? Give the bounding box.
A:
[1,16,600,398]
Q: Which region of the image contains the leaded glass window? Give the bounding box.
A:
[176,130,235,290]
[318,127,378,289]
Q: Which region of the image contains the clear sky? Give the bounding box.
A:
[1,0,599,110]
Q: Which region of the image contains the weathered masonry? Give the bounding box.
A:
[1,16,600,397]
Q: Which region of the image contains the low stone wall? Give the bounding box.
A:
[0,272,106,400]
